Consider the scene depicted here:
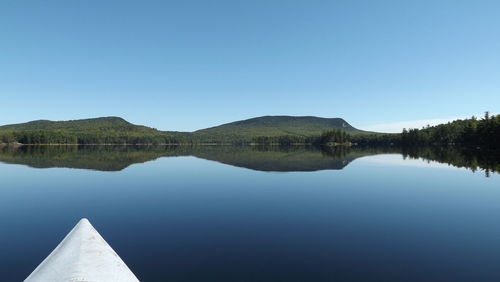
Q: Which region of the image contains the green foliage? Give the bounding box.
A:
[351,133,400,146]
[0,131,16,143]
[193,115,370,143]
[401,112,499,149]
[1,114,497,148]
[0,117,192,145]
[251,135,314,146]
[0,116,370,145]
[317,129,351,145]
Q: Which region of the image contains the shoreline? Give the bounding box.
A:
[1,143,356,147]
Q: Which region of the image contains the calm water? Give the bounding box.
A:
[0,146,499,282]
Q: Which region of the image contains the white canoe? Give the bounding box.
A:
[25,218,139,282]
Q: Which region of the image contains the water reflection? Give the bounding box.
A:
[0,145,497,175]
[402,146,499,177]
[1,145,499,281]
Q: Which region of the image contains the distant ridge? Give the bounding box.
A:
[193,115,369,139]
[0,117,135,131]
[198,115,358,131]
[0,115,366,134]
[0,115,371,144]
[0,116,184,145]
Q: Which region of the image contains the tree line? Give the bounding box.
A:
[1,113,498,148]
[0,130,191,145]
[0,129,352,146]
[401,112,499,149]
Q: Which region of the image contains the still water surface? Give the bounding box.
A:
[0,146,499,281]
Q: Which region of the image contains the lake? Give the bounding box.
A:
[0,145,499,282]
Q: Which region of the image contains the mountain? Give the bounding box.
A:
[0,117,156,133]
[193,116,369,141]
[0,115,372,145]
[0,117,190,145]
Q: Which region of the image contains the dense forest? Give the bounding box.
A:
[247,129,351,146]
[0,117,191,145]
[0,114,498,148]
[401,112,499,149]
[0,116,366,145]
[0,116,363,145]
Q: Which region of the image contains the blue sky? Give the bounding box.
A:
[1,0,499,132]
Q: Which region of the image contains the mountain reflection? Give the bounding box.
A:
[0,145,497,175]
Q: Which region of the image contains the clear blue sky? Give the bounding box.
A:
[1,0,499,132]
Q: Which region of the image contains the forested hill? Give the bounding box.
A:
[0,117,190,144]
[192,116,369,142]
[0,114,498,147]
[0,115,368,145]
[0,117,150,132]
